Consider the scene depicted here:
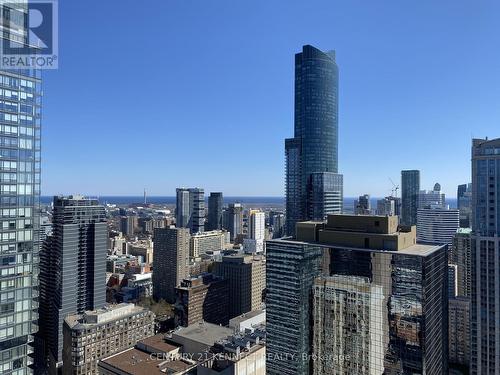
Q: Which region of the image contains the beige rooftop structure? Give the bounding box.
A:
[229,309,266,332]
[171,322,234,354]
[296,214,417,252]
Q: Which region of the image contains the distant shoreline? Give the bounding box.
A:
[40,196,286,206]
[40,195,458,209]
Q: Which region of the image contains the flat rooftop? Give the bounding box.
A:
[229,309,265,325]
[100,348,195,375]
[65,303,147,329]
[138,334,180,354]
[100,348,164,375]
[172,323,233,347]
[268,237,443,257]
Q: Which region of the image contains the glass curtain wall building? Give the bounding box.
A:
[401,170,420,226]
[266,238,322,375]
[175,188,204,234]
[0,2,42,374]
[266,215,448,375]
[207,192,223,231]
[470,138,500,374]
[457,183,472,228]
[285,45,342,235]
[38,196,107,374]
[308,172,343,221]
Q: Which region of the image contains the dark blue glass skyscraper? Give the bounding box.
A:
[285,45,341,235]
[401,169,420,226]
[207,192,223,231]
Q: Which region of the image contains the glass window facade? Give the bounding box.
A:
[401,170,420,226]
[285,137,302,235]
[308,172,343,221]
[0,69,41,375]
[0,4,41,372]
[175,188,205,234]
[285,45,340,235]
[266,240,449,375]
[470,138,500,374]
[266,240,322,375]
[207,192,223,231]
[38,197,107,371]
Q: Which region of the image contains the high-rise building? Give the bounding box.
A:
[269,211,285,238]
[313,275,385,375]
[189,230,225,258]
[137,217,153,234]
[416,207,460,246]
[175,188,204,233]
[189,188,204,233]
[174,274,229,327]
[226,203,243,241]
[418,183,446,209]
[401,170,420,226]
[152,227,190,303]
[470,137,500,374]
[377,196,402,219]
[62,304,155,375]
[354,193,371,215]
[38,196,107,373]
[119,215,137,237]
[266,238,322,375]
[40,215,53,243]
[390,196,402,217]
[449,296,471,368]
[457,183,467,202]
[308,172,343,220]
[377,196,396,216]
[450,228,472,297]
[266,215,448,375]
[448,263,458,298]
[243,210,265,254]
[457,183,472,228]
[207,192,223,230]
[0,5,42,373]
[285,45,341,235]
[214,254,265,319]
[285,137,302,235]
[248,210,265,240]
[176,188,190,227]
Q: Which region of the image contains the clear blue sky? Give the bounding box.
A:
[42,0,500,197]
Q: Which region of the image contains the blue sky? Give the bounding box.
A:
[42,0,500,197]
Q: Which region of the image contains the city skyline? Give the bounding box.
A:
[42,0,500,197]
[3,1,499,373]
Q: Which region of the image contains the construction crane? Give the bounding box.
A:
[389,178,400,198]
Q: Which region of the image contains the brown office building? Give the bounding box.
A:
[214,254,265,318]
[174,274,229,326]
